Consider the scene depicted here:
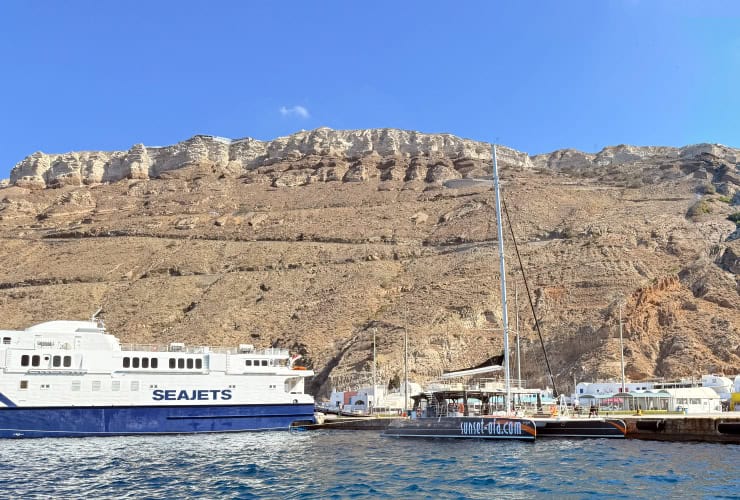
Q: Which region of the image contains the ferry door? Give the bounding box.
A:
[74,336,82,350]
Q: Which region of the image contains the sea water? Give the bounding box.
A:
[1,431,738,499]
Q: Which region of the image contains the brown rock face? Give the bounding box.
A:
[0,129,738,397]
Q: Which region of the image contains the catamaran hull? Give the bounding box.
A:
[383,416,537,440]
[0,403,316,438]
[533,418,626,438]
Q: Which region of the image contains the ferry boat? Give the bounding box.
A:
[0,318,315,438]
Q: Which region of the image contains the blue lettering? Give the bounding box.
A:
[155,388,232,401]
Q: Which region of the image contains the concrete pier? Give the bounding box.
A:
[296,415,403,431]
[623,414,740,444]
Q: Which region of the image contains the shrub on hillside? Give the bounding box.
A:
[687,200,712,218]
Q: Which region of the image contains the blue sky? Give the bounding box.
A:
[1,1,738,179]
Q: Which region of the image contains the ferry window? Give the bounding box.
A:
[142,358,149,369]
[261,360,268,367]
[123,357,131,368]
[63,356,71,367]
[21,355,29,367]
[72,381,81,391]
[245,360,252,366]
[690,398,701,405]
[131,381,139,391]
[195,359,202,369]
[32,355,40,367]
[151,358,158,369]
[187,359,194,369]
[169,358,176,369]
[177,359,184,369]
[92,381,101,391]
[112,381,121,391]
[20,380,28,389]
[2,337,10,344]
[53,356,61,367]
[132,357,140,369]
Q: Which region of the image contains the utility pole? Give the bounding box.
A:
[619,301,626,392]
[404,308,409,414]
[515,281,521,389]
[372,327,377,414]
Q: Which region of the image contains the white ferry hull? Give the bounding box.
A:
[0,402,315,438]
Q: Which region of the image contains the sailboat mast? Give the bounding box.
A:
[492,145,512,414]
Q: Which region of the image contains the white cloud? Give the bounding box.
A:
[279,105,310,119]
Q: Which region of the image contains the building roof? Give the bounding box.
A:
[662,387,721,399]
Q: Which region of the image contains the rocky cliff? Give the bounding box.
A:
[11,128,739,194]
[1,128,738,396]
[10,128,529,189]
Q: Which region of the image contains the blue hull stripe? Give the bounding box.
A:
[0,403,315,438]
[0,392,17,408]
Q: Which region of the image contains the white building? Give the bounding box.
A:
[324,382,422,414]
[664,387,722,414]
[575,381,652,397]
[574,375,735,404]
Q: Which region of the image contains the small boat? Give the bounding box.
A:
[383,145,627,440]
[403,384,625,439]
[383,145,536,441]
[0,318,315,438]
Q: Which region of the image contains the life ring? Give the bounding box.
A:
[458,403,465,413]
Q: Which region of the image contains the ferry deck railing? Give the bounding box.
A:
[119,343,290,356]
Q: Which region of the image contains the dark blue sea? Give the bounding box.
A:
[1,431,738,499]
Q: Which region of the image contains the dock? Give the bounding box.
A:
[295,415,403,431]
[623,414,740,444]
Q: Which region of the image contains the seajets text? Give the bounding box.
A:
[460,418,522,436]
[152,389,232,401]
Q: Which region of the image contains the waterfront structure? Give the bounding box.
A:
[323,382,423,415]
[0,319,315,438]
[574,374,735,412]
[664,387,722,414]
